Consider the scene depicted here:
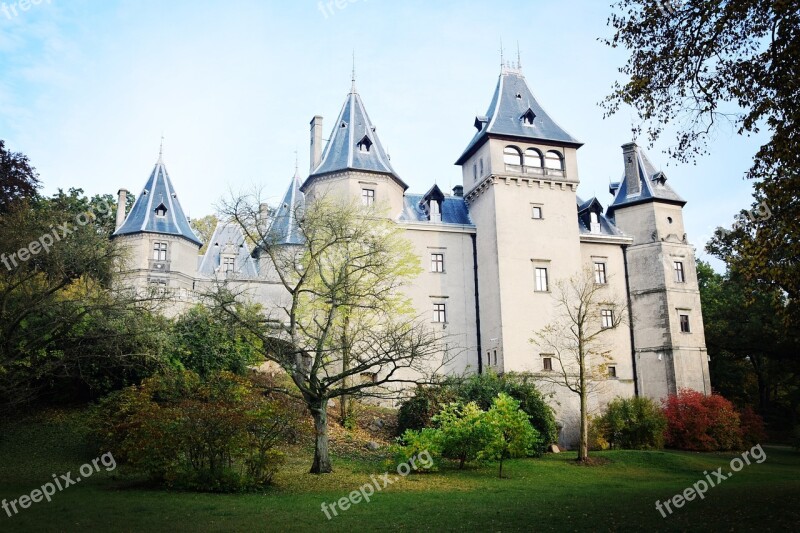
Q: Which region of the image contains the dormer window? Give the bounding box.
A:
[340,121,348,128]
[590,212,601,234]
[155,203,167,217]
[521,108,536,126]
[357,135,373,153]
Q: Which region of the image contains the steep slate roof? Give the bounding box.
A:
[456,66,582,165]
[305,84,407,190]
[198,222,258,278]
[267,170,305,245]
[606,144,686,218]
[576,196,626,237]
[113,156,202,246]
[398,193,474,226]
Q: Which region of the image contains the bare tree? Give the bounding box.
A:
[530,268,627,462]
[209,192,449,473]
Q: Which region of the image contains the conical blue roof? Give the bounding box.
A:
[606,144,685,218]
[456,67,582,165]
[268,170,305,245]
[305,86,407,190]
[113,156,202,246]
[198,222,258,278]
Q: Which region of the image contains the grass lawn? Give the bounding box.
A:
[1,410,799,532]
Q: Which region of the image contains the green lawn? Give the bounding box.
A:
[1,410,799,532]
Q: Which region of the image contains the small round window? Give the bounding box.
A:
[667,217,673,224]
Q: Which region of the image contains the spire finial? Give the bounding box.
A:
[294,149,299,175]
[516,41,522,70]
[158,133,164,162]
[500,38,504,72]
[351,50,356,93]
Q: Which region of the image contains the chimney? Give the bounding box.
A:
[310,115,324,172]
[115,188,129,230]
[621,143,641,196]
[452,185,464,197]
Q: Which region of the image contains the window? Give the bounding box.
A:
[545,150,564,170]
[601,309,614,329]
[473,163,477,181]
[534,267,549,292]
[590,212,600,233]
[486,351,491,366]
[674,261,685,283]
[361,188,375,206]
[357,135,373,153]
[531,205,543,219]
[503,145,522,167]
[608,365,617,378]
[430,253,444,272]
[594,262,607,284]
[521,108,536,126]
[433,303,447,323]
[542,357,553,371]
[493,350,498,365]
[525,148,543,168]
[480,158,484,176]
[154,203,167,217]
[153,242,167,261]
[222,256,235,273]
[360,372,377,384]
[680,314,691,333]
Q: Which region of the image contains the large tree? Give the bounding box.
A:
[0,139,40,213]
[531,268,627,462]
[603,0,800,312]
[210,193,447,473]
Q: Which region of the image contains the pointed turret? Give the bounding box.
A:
[456,65,582,165]
[305,82,406,191]
[606,143,685,218]
[268,169,305,245]
[113,155,202,246]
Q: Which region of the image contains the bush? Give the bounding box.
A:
[480,393,542,477]
[393,428,443,471]
[594,396,667,450]
[663,389,743,451]
[434,402,494,469]
[92,370,293,491]
[739,406,767,448]
[397,372,557,455]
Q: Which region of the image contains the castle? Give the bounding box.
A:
[111,62,711,446]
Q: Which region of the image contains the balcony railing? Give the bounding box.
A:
[504,164,565,178]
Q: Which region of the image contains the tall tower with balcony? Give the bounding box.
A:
[455,62,585,372]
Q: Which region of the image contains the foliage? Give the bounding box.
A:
[738,406,767,448]
[0,139,40,213]
[395,393,540,477]
[434,401,494,469]
[604,1,800,342]
[91,370,294,491]
[663,389,744,451]
[593,396,667,450]
[212,194,445,473]
[792,426,800,451]
[396,383,460,435]
[392,428,443,471]
[169,305,263,378]
[480,393,542,477]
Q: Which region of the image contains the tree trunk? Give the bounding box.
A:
[498,455,504,478]
[310,400,332,474]
[578,389,589,462]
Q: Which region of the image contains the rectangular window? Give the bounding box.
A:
[361,188,375,206]
[222,256,235,273]
[594,262,607,284]
[433,303,447,323]
[680,314,691,333]
[608,365,617,378]
[360,372,377,384]
[486,351,492,367]
[153,242,167,261]
[674,261,685,283]
[531,205,543,219]
[601,309,614,329]
[493,350,498,366]
[430,253,444,273]
[534,267,549,292]
[542,357,553,371]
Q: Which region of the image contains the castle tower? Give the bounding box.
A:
[454,63,586,373]
[112,153,202,293]
[606,143,711,400]
[303,78,407,216]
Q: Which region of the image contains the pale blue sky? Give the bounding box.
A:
[0,0,765,267]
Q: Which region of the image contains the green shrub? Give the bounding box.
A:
[594,396,667,450]
[92,370,293,491]
[434,402,494,469]
[480,393,542,477]
[397,372,557,455]
[393,428,443,471]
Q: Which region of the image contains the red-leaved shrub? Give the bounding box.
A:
[663,389,743,451]
[739,406,767,447]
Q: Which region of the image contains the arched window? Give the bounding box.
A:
[503,146,523,168]
[545,150,564,170]
[524,148,543,168]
